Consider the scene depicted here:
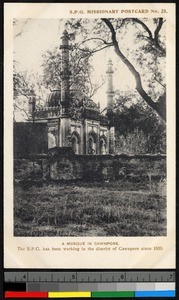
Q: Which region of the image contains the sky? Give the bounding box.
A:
[13,18,136,111]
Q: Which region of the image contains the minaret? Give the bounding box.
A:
[106,58,114,118]
[59,30,71,147]
[60,30,70,114]
[106,59,115,154]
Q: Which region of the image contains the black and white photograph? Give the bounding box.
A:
[13,17,167,238]
[4,2,175,270]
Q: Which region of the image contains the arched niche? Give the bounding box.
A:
[100,134,107,155]
[88,130,98,155]
[71,131,81,155]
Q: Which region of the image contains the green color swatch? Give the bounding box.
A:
[92,291,135,298]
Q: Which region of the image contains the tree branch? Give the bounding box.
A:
[154,18,164,42]
[14,103,29,118]
[116,18,128,30]
[78,37,112,46]
[153,75,166,89]
[13,19,31,39]
[77,44,113,55]
[118,18,165,55]
[131,18,153,40]
[153,18,165,53]
[101,18,166,122]
[88,76,106,98]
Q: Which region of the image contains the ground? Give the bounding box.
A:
[14,178,166,237]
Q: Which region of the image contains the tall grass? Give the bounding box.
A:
[14,178,166,236]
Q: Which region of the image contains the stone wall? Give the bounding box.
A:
[14,154,166,183]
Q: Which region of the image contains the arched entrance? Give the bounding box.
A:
[71,131,81,154]
[100,135,107,155]
[88,131,98,154]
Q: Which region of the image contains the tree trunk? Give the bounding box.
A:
[101,18,166,123]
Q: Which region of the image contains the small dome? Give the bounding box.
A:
[46,90,61,107]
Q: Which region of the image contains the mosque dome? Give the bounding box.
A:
[46,89,61,107]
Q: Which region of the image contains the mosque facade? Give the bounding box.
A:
[28,30,115,155]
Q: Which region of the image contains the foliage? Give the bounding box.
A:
[41,43,104,119]
[65,18,166,121]
[14,27,104,121]
[13,62,48,121]
[115,130,148,154]
[114,92,166,154]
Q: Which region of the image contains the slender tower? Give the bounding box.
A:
[106,59,115,154]
[60,29,70,113]
[59,30,71,147]
[106,58,114,118]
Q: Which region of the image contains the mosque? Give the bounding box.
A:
[28,30,115,155]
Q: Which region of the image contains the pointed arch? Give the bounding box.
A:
[71,131,81,154]
[100,134,107,155]
[88,130,98,154]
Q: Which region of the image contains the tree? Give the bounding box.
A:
[41,40,105,119]
[113,91,166,154]
[13,62,48,121]
[65,18,166,123]
[13,18,49,121]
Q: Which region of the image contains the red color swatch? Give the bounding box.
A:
[5,291,48,298]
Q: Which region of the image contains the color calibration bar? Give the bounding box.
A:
[4,271,176,298]
[5,290,175,298]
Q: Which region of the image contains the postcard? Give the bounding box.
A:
[4,3,175,269]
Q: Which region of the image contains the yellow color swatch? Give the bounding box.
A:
[48,291,91,298]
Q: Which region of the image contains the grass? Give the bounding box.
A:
[14,178,166,236]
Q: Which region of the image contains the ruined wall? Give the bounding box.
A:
[14,154,166,183]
